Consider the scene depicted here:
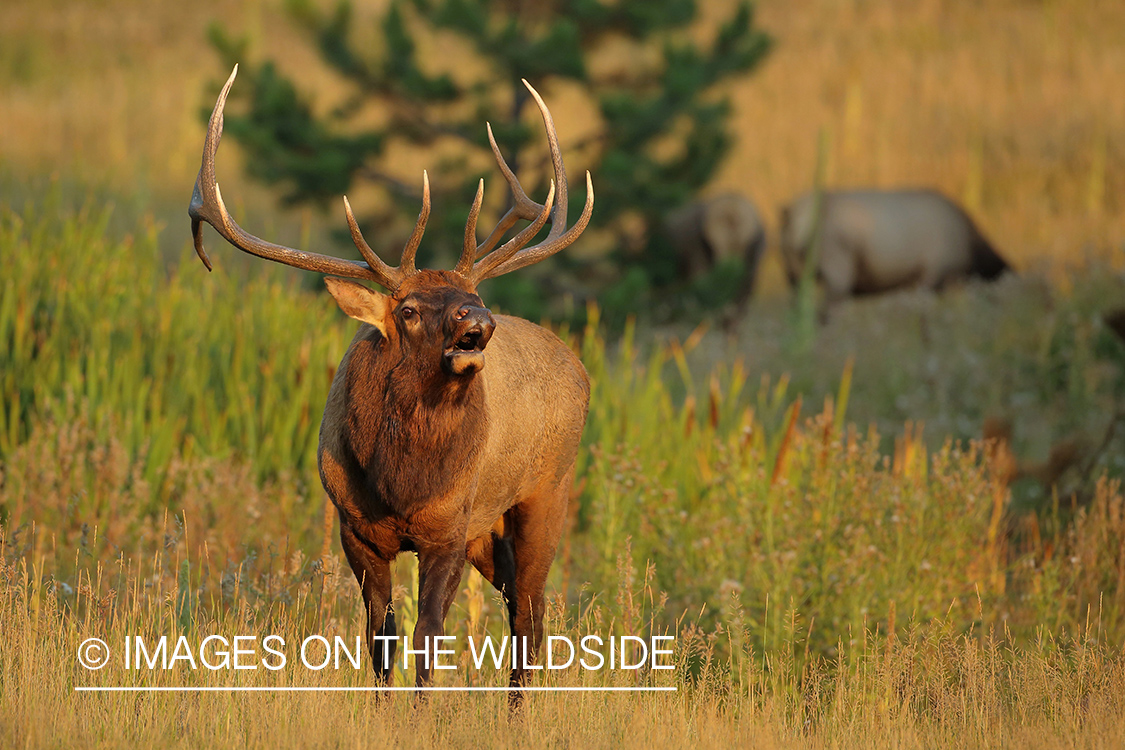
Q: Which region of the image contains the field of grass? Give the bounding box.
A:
[5,556,1125,747]
[3,195,1125,745]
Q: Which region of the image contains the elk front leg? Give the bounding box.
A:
[413,547,466,687]
[339,522,396,683]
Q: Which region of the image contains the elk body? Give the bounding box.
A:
[190,67,593,692]
[780,189,1010,306]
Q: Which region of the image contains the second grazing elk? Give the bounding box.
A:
[780,189,1010,308]
[190,66,593,692]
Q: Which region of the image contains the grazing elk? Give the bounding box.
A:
[665,192,766,311]
[190,67,593,693]
[780,189,1010,308]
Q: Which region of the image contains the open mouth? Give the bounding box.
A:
[443,327,487,375]
[453,329,483,352]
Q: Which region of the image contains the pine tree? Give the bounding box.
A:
[208,0,770,321]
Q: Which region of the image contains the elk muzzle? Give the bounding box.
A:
[443,304,495,376]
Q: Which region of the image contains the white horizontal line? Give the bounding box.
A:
[75,686,676,693]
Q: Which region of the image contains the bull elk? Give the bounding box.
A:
[190,66,593,693]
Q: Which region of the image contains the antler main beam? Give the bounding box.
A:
[189,67,593,292]
[190,65,410,290]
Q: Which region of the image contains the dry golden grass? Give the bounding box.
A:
[4,329,1125,747]
[4,537,1125,749]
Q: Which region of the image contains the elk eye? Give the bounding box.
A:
[400,306,416,320]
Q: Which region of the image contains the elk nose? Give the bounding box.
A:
[455,304,487,321]
[453,305,495,346]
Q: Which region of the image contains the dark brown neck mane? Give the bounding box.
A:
[343,329,488,516]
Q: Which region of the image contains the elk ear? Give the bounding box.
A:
[325,278,393,337]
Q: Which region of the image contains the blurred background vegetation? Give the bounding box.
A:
[3,0,1125,712]
[2,0,1122,277]
[204,0,771,319]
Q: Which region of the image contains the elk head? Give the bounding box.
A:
[325,272,496,378]
[189,65,593,381]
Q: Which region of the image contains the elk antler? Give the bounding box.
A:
[189,65,419,291]
[190,68,592,292]
[459,80,594,286]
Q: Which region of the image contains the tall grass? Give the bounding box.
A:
[683,269,1125,485]
[4,196,1124,661]
[3,507,1125,748]
[1,191,348,484]
[3,197,1125,745]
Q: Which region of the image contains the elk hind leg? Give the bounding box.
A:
[507,471,571,690]
[467,525,518,627]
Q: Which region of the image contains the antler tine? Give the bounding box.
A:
[483,171,593,279]
[469,79,594,283]
[343,196,404,289]
[469,181,555,284]
[344,171,430,289]
[189,65,400,287]
[400,170,430,276]
[455,179,485,276]
[473,122,548,259]
[522,79,569,244]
